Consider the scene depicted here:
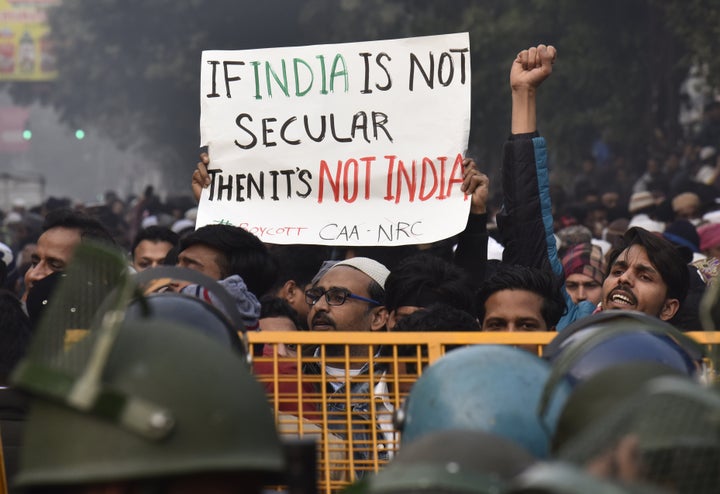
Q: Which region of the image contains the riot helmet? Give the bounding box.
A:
[346,429,536,494]
[396,345,570,459]
[538,311,704,426]
[506,461,663,494]
[14,321,284,489]
[557,376,720,494]
[551,361,684,454]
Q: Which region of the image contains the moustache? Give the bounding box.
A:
[311,313,336,328]
[607,283,638,305]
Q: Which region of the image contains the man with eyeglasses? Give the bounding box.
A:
[305,256,394,468]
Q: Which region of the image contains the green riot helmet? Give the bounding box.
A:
[396,345,571,459]
[505,461,665,494]
[128,265,256,361]
[347,429,536,494]
[124,292,247,357]
[14,319,284,489]
[557,376,720,494]
[12,243,284,490]
[551,361,684,454]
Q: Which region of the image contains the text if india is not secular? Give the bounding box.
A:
[202,42,470,205]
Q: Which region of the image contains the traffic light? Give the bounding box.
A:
[75,129,85,140]
[22,129,32,140]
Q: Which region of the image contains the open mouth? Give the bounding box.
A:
[607,289,637,308]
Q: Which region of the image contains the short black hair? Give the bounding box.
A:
[476,265,566,329]
[393,303,479,373]
[131,226,179,258]
[394,303,479,333]
[267,245,330,292]
[384,254,476,315]
[259,294,303,330]
[607,227,689,304]
[179,224,277,296]
[42,208,115,246]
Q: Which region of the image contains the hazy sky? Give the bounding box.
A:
[1,90,164,208]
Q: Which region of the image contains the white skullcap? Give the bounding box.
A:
[703,210,720,224]
[0,242,13,266]
[5,212,22,224]
[628,216,665,233]
[696,165,716,185]
[331,257,390,288]
[184,207,198,221]
[591,238,612,256]
[141,215,158,229]
[171,218,195,234]
[700,146,717,161]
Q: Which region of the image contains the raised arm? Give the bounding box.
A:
[499,44,558,271]
[455,158,490,287]
[510,44,556,133]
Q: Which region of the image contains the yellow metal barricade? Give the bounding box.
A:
[249,331,719,493]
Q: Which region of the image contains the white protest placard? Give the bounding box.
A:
[197,33,471,246]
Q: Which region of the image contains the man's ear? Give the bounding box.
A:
[370,306,389,331]
[387,310,398,331]
[659,298,680,321]
[280,280,299,302]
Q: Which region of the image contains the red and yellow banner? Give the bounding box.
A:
[0,0,60,81]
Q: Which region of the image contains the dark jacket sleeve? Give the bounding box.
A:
[497,132,593,329]
[497,132,560,273]
[454,212,488,289]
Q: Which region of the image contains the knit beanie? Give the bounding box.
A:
[561,243,607,285]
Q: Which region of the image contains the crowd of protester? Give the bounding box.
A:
[0,44,718,493]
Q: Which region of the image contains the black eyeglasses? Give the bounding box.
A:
[305,287,381,307]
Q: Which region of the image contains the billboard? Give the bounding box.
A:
[0,0,60,81]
